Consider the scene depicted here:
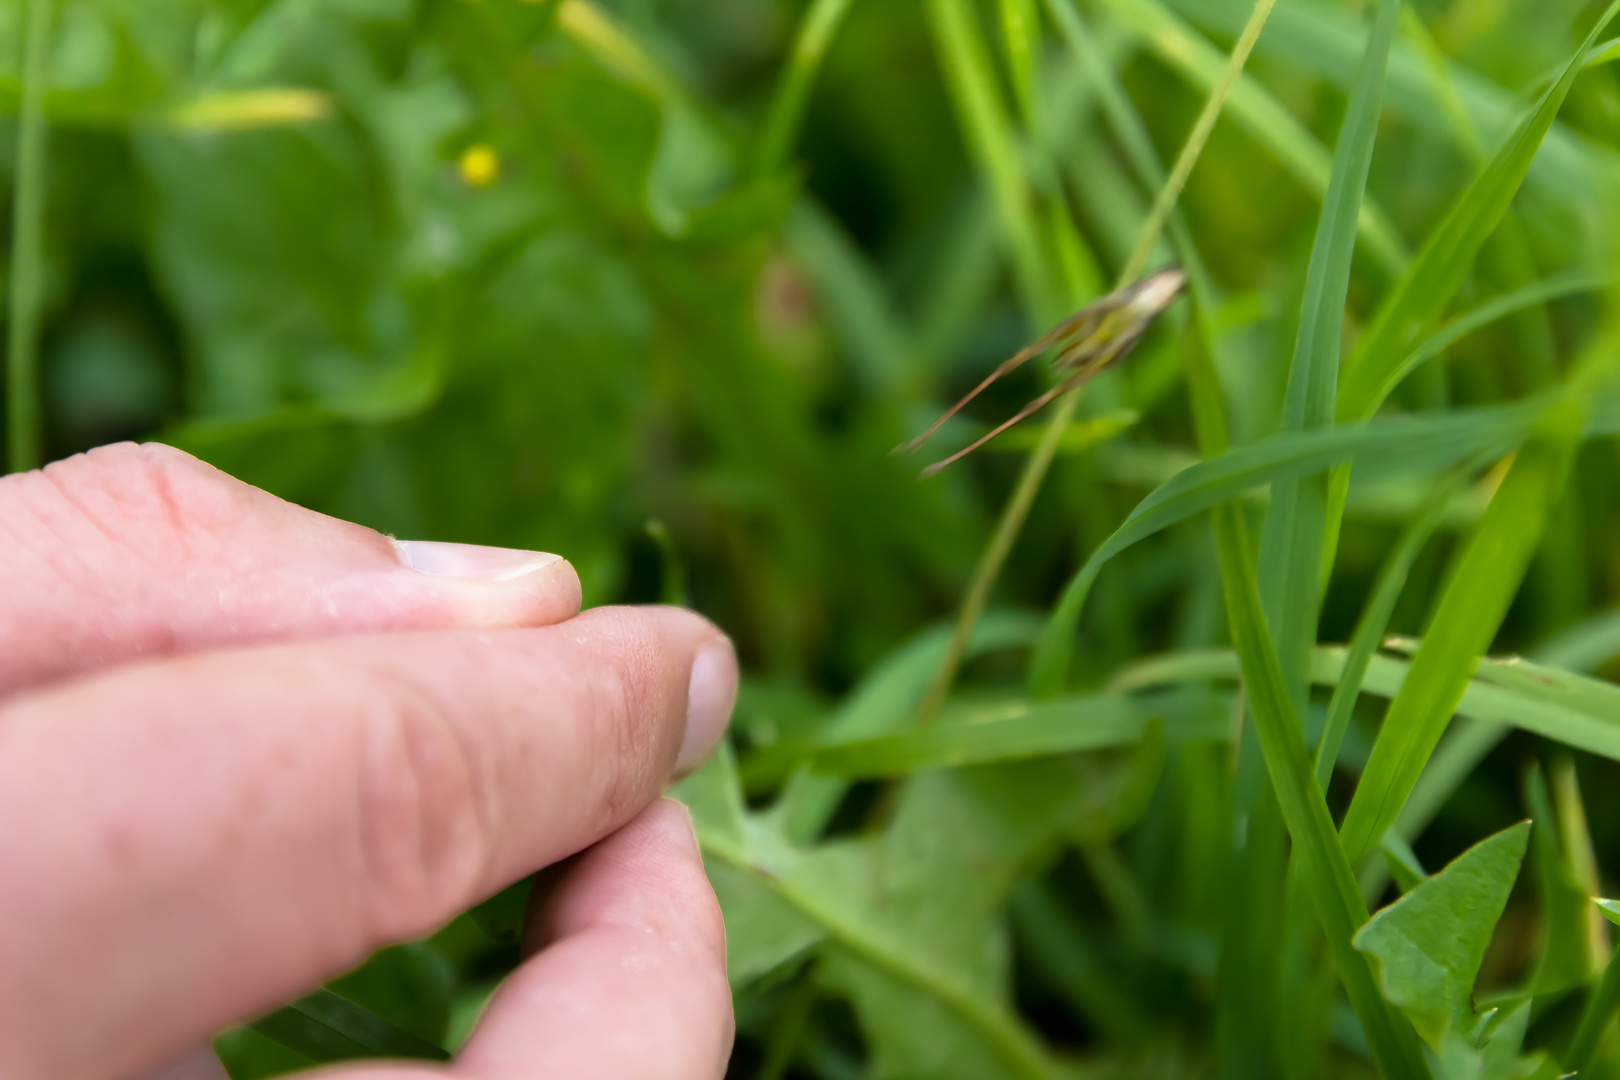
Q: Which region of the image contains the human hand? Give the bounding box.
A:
[0,444,738,1080]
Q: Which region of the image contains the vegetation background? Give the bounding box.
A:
[7,0,1620,1076]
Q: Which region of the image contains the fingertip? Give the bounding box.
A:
[391,543,582,628]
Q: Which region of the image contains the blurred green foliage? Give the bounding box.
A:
[11,0,1620,1076]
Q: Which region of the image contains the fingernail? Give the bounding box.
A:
[393,540,561,582]
[678,637,738,771]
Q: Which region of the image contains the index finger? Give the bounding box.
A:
[0,606,737,1080]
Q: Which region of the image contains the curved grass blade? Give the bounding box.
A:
[1028,397,1550,697]
[1211,504,1433,1080]
[1091,0,1407,274]
[798,692,1228,779]
[1336,0,1620,427]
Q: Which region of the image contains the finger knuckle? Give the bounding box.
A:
[354,669,496,939]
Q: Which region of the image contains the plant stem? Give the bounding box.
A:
[916,388,1081,723]
[7,0,52,474]
[1118,0,1277,284]
[752,0,854,176]
[919,0,1274,719]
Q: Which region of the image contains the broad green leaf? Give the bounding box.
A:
[1353,822,1530,1049]
[1210,504,1432,1080]
[689,749,1108,1078]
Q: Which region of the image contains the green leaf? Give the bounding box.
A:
[247,987,450,1063]
[1256,0,1399,739]
[1210,503,1432,1079]
[1353,822,1530,1049]
[690,751,1104,1079]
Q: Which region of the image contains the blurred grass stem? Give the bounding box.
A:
[753,0,854,176]
[7,0,52,474]
[917,0,1277,723]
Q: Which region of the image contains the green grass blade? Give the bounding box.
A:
[792,692,1226,779]
[1093,0,1407,275]
[1211,503,1432,1080]
[1566,938,1620,1074]
[1257,0,1400,718]
[1028,397,1549,697]
[1374,270,1611,406]
[1536,608,1620,672]
[1338,411,1582,864]
[1337,0,1620,425]
[1119,644,1620,767]
[776,613,1042,842]
[1315,478,1451,788]
[6,0,53,474]
[249,988,450,1062]
[752,0,856,175]
[924,0,1055,322]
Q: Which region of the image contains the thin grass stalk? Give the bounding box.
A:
[1118,0,1277,284]
[751,0,855,176]
[7,0,52,474]
[917,0,1272,722]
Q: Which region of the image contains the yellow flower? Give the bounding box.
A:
[458,144,500,187]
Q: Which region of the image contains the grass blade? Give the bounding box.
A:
[752,0,856,175]
[1211,503,1432,1080]
[1338,407,1582,864]
[1028,396,1554,696]
[1337,0,1620,425]
[924,0,1055,322]
[1118,645,1620,767]
[6,0,53,474]
[1093,0,1407,274]
[249,988,450,1062]
[1257,0,1400,717]
[1314,477,1451,788]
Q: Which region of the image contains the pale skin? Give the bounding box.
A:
[0,442,739,1080]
